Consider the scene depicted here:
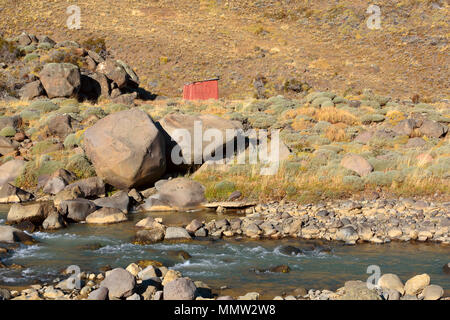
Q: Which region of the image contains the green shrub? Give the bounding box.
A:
[58,105,79,114]
[23,53,39,62]
[82,107,107,118]
[20,109,41,121]
[361,114,385,124]
[15,158,64,189]
[106,103,129,113]
[248,113,276,129]
[342,175,365,190]
[65,154,96,179]
[0,126,16,137]
[37,42,53,50]
[63,133,81,149]
[214,180,236,193]
[364,171,393,187]
[29,100,59,113]
[32,139,59,155]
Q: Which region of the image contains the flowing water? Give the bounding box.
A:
[0,207,449,298]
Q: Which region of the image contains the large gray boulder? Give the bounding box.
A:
[64,177,105,198]
[59,198,97,222]
[159,113,243,168]
[163,278,197,300]
[0,137,19,155]
[378,273,405,295]
[418,120,448,138]
[19,80,44,100]
[164,227,192,240]
[100,268,136,299]
[340,154,373,177]
[0,183,33,203]
[158,178,206,209]
[0,159,25,185]
[7,202,55,225]
[39,63,81,98]
[88,287,109,300]
[85,207,127,224]
[96,59,129,88]
[93,190,129,213]
[42,212,65,230]
[0,115,22,131]
[0,225,34,244]
[84,108,166,189]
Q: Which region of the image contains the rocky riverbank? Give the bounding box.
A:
[0,261,448,300]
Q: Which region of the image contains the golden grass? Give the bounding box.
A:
[325,123,348,142]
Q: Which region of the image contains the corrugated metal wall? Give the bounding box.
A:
[183,80,219,100]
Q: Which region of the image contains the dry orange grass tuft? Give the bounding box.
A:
[285,107,359,126]
[325,123,348,142]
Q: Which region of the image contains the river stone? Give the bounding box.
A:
[0,288,11,300]
[186,219,203,233]
[278,245,302,256]
[86,207,127,224]
[162,269,182,286]
[88,287,109,300]
[0,183,33,203]
[93,190,129,213]
[64,177,105,198]
[158,178,206,209]
[135,228,165,244]
[238,292,260,300]
[163,278,197,300]
[340,154,373,177]
[0,159,25,185]
[164,227,192,240]
[59,198,97,222]
[378,273,404,295]
[138,266,157,280]
[339,280,381,300]
[0,225,34,244]
[42,212,65,230]
[421,285,444,300]
[7,202,52,225]
[43,177,67,195]
[100,268,135,299]
[39,63,81,98]
[404,273,430,295]
[159,113,243,168]
[336,226,359,244]
[84,108,166,189]
[443,263,450,275]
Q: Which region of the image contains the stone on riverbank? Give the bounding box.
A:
[163,278,197,300]
[64,177,105,198]
[0,159,25,185]
[59,198,97,222]
[158,178,206,210]
[404,274,430,295]
[42,212,66,230]
[93,190,129,213]
[378,273,404,295]
[421,284,444,300]
[164,227,192,240]
[338,280,380,300]
[0,183,33,203]
[88,287,109,300]
[7,202,55,225]
[100,268,135,299]
[0,225,34,244]
[84,108,166,189]
[86,207,127,224]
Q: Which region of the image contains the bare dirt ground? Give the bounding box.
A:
[1,0,449,100]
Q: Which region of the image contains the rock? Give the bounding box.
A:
[126,293,141,300]
[86,207,127,224]
[7,202,53,225]
[238,292,260,300]
[135,217,164,230]
[278,245,302,256]
[293,287,308,297]
[405,137,426,148]
[269,265,290,273]
[64,177,105,198]
[88,287,109,300]
[48,114,73,140]
[138,266,157,280]
[142,285,157,300]
[339,280,381,300]
[336,226,359,243]
[404,274,430,295]
[158,178,206,209]
[161,269,181,286]
[418,120,448,138]
[128,188,142,202]
[43,177,67,195]
[0,136,19,155]
[43,286,65,299]
[84,108,166,189]
[164,227,192,240]
[443,263,450,275]
[55,276,78,291]
[42,212,65,230]
[227,190,242,201]
[159,113,243,168]
[0,225,34,244]
[0,288,11,300]
[244,223,262,238]
[96,59,130,88]
[100,268,135,299]
[392,119,416,136]
[163,278,197,300]
[19,80,44,100]
[59,198,97,222]
[416,153,433,166]
[18,32,32,46]
[93,190,129,213]
[217,296,234,300]
[186,219,203,233]
[378,274,404,294]
[194,228,207,237]
[0,159,25,185]
[340,154,373,177]
[39,63,81,98]
[113,92,137,105]
[0,115,22,131]
[421,285,444,300]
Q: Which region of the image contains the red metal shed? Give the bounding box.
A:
[183,78,219,100]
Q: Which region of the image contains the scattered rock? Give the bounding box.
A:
[0,225,34,244]
[158,178,206,209]
[163,278,197,300]
[100,268,136,299]
[340,154,373,177]
[378,273,405,295]
[164,227,192,240]
[421,284,444,300]
[39,63,81,98]
[404,274,430,295]
[86,207,127,224]
[93,190,129,213]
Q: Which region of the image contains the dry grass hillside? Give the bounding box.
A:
[1,0,449,100]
